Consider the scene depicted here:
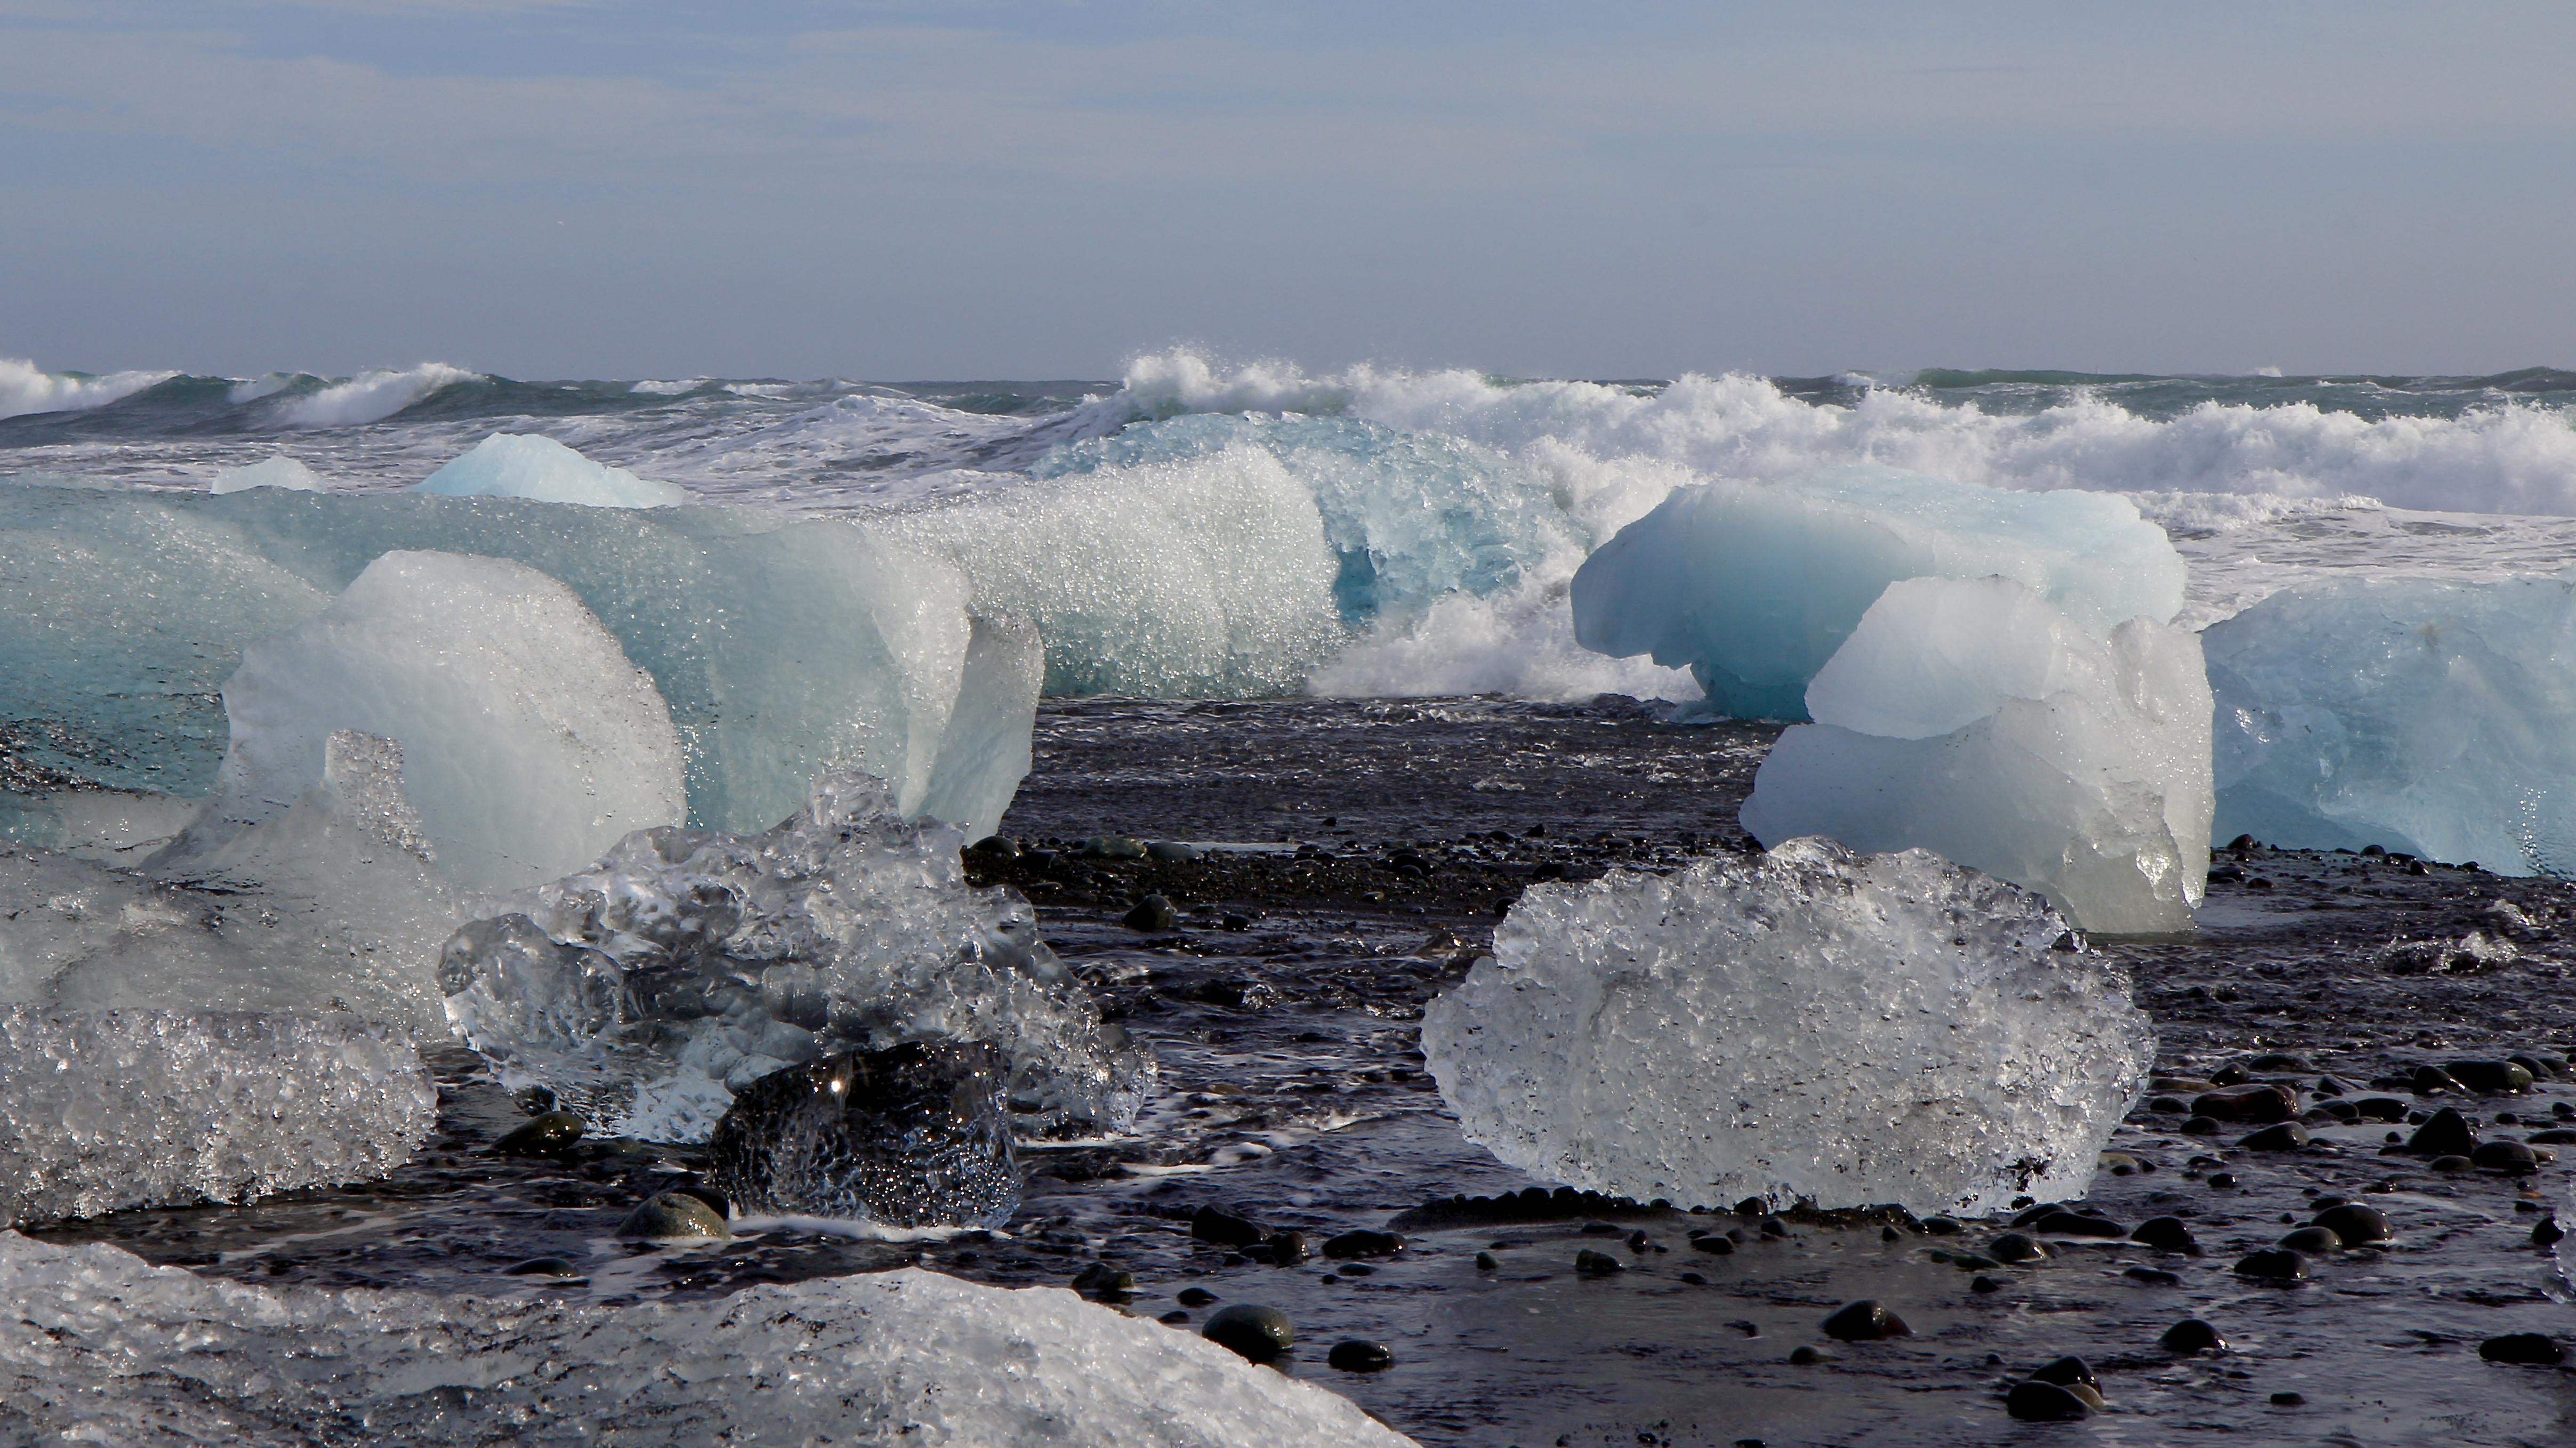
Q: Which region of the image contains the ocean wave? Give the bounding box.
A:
[0,358,178,422]
[277,363,484,428]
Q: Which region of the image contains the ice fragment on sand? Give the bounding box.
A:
[1741,576,2214,934]
[208,455,325,494]
[710,1041,1020,1228]
[2205,574,2576,873]
[441,769,1152,1143]
[0,1007,434,1224]
[170,549,688,895]
[413,432,687,508]
[1421,838,2154,1216]
[1569,465,2186,719]
[0,1234,1414,1447]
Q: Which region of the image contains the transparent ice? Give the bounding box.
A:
[413,431,688,508]
[1421,838,2155,1216]
[0,1234,1414,1447]
[2205,573,2576,873]
[208,455,326,494]
[1741,576,2215,934]
[442,768,1154,1144]
[1569,465,2188,719]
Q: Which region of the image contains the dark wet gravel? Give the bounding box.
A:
[31,697,2576,1447]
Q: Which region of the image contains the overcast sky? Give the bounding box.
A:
[4,2,2571,381]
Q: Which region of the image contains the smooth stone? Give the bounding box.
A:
[1081,835,1148,859]
[2005,1381,2092,1422]
[2271,1391,2306,1406]
[2353,1097,2412,1121]
[1265,1230,1310,1262]
[2480,1333,2566,1365]
[2031,1356,2097,1389]
[617,1190,729,1240]
[1071,1262,1134,1294]
[1987,1232,2042,1264]
[1821,1300,1910,1341]
[2446,1059,2534,1093]
[1322,1229,1404,1259]
[2130,1216,2202,1254]
[2277,1226,2341,1253]
[1970,1275,2001,1293]
[2431,1154,2476,1172]
[1475,1251,1499,1270]
[2193,1083,2298,1123]
[2473,1139,2539,1173]
[2232,1249,2307,1281]
[1158,1310,1191,1325]
[1326,1339,1394,1372]
[1191,1205,1267,1248]
[2249,1052,2314,1071]
[492,1109,586,1156]
[1201,1304,1295,1362]
[2239,1122,2312,1152]
[2123,1267,2181,1285]
[1122,894,1181,931]
[1145,841,1203,862]
[2534,1219,2566,1248]
[1919,1216,1962,1235]
[2406,1108,2480,1157]
[966,835,1018,858]
[1575,1249,1625,1276]
[2208,1172,2240,1188]
[1950,1253,2002,1272]
[2412,1065,2468,1095]
[1690,1234,1736,1254]
[502,1256,582,1277]
[2180,1115,2223,1136]
[2161,1318,2227,1353]
[2509,1053,2558,1081]
[2210,1063,2252,1086]
[1176,1287,1219,1307]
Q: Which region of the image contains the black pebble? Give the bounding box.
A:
[1475,1251,1498,1270]
[2239,1122,2311,1152]
[2446,1059,2534,1093]
[1190,1205,1266,1248]
[2032,1356,2096,1388]
[2270,1391,2306,1406]
[1788,1345,1824,1365]
[1575,1249,1625,1276]
[1122,894,1180,931]
[1201,1304,1295,1362]
[2005,1381,2092,1422]
[2208,1172,2240,1189]
[2233,1249,2308,1282]
[2130,1216,2202,1254]
[1158,1310,1190,1324]
[2311,1203,2392,1245]
[1176,1286,1218,1307]
[2473,1140,2539,1174]
[1326,1339,1394,1372]
[1988,1232,2042,1264]
[1970,1274,2001,1293]
[492,1110,586,1156]
[1690,1234,1735,1255]
[2161,1318,2227,1353]
[1071,1262,1134,1295]
[2123,1267,2181,1286]
[2406,1107,2480,1157]
[1821,1299,1910,1340]
[502,1256,581,1277]
[2277,1226,2340,1253]
[2533,1218,2565,1248]
[1322,1229,1404,1259]
[2480,1333,2565,1365]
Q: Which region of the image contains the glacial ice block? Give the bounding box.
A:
[171,550,688,896]
[208,455,325,494]
[0,1008,434,1225]
[1420,838,2154,1216]
[440,769,1152,1144]
[0,1236,1416,1448]
[1741,577,2214,934]
[1569,465,2188,719]
[2204,574,2576,873]
[414,432,687,508]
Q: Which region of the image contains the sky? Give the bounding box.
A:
[4,1,2572,381]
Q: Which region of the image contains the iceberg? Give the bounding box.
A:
[1741,577,2213,935]
[0,487,1039,841]
[1421,838,2154,1216]
[208,455,326,494]
[1569,466,2188,719]
[2205,574,2576,873]
[0,1234,1415,1447]
[0,1008,433,1225]
[440,769,1152,1144]
[413,432,688,508]
[165,550,690,895]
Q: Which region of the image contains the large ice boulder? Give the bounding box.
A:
[0,1235,1416,1447]
[440,769,1152,1144]
[165,550,688,896]
[208,455,326,494]
[414,432,687,508]
[1741,577,2214,934]
[1421,838,2154,1216]
[2205,574,2576,872]
[0,1007,433,1225]
[1569,465,2187,719]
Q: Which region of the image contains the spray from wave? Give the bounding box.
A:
[277,363,483,429]
[0,359,178,422]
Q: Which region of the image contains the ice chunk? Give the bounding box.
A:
[1421,838,2154,1216]
[159,550,688,896]
[414,432,688,508]
[1742,577,2214,935]
[914,612,1045,841]
[2204,574,2576,873]
[440,768,1152,1143]
[0,1235,1415,1447]
[1570,465,2188,719]
[710,1041,1019,1228]
[0,1008,434,1225]
[208,455,325,494]
[0,488,1033,840]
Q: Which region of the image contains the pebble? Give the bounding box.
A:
[2130,1216,2202,1254]
[2232,1249,2307,1282]
[1191,1205,1266,1248]
[616,1190,729,1241]
[502,1256,582,1277]
[1689,1233,1735,1254]
[2161,1318,2227,1353]
[1145,841,1203,862]
[2413,1065,2469,1095]
[1322,1229,1404,1259]
[1081,835,1148,859]
[1987,1232,2042,1264]
[2123,1267,2181,1286]
[1265,1230,1310,1262]
[1788,1346,1826,1365]
[1575,1249,1625,1275]
[1176,1286,1218,1307]
[1821,1300,1910,1341]
[2446,1059,2534,1093]
[2239,1122,2311,1152]
[2208,1172,2240,1189]
[2353,1097,2412,1122]
[1971,1275,2001,1292]
[2479,1333,2565,1365]
[1122,894,1181,931]
[2180,1115,2223,1136]
[2194,1083,2298,1122]
[1159,1310,1191,1325]
[2005,1381,2092,1422]
[1327,1339,1395,1372]
[2271,1391,2306,1406]
[1475,1251,1499,1270]
[1201,1304,1295,1362]
[2472,1139,2539,1173]
[2277,1226,2341,1253]
[1072,1262,1134,1294]
[2432,1154,2477,1172]
[492,1109,586,1156]
[967,835,1018,858]
[2532,1218,2565,1248]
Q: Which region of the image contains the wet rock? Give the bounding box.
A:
[2232,1249,2307,1282]
[503,1256,582,1277]
[2239,1122,2312,1152]
[1158,1310,1190,1325]
[1689,1233,1736,1254]
[2277,1226,2341,1253]
[1475,1251,1499,1270]
[2161,1318,2226,1352]
[2310,1203,2392,1245]
[1176,1286,1218,1307]
[2412,1065,2468,1095]
[1758,1216,1790,1238]
[1821,1300,1910,1341]
[2473,1139,2539,1173]
[617,1190,730,1240]
[707,1041,1017,1229]
[2123,1267,2180,1285]
[1971,1274,2002,1292]
[2478,1333,2565,1366]
[2269,1391,2305,1406]
[2446,1059,2534,1094]
[2533,1218,2565,1248]
[492,1109,586,1156]
[1263,1229,1310,1263]
[2249,1052,2313,1072]
[1122,894,1181,931]
[2353,1097,2411,1121]
[2209,1062,2252,1086]
[1575,1249,1625,1276]
[1789,1345,1826,1365]
[2193,1083,2298,1122]
[1071,1262,1134,1296]
[2130,1217,2202,1254]
[2180,1116,2222,1136]
[2006,1381,2092,1422]
[1322,1229,1404,1259]
[1145,841,1203,862]
[1327,1339,1395,1372]
[1081,835,1148,859]
[2405,1107,2480,1157]
[2509,1053,2558,1081]
[1988,1232,2043,1264]
[2431,1154,2476,1172]
[1919,1216,1962,1235]
[1949,1253,2002,1272]
[2207,1171,2239,1188]
[967,835,1019,859]
[1190,1205,1266,1248]
[1201,1304,1294,1362]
